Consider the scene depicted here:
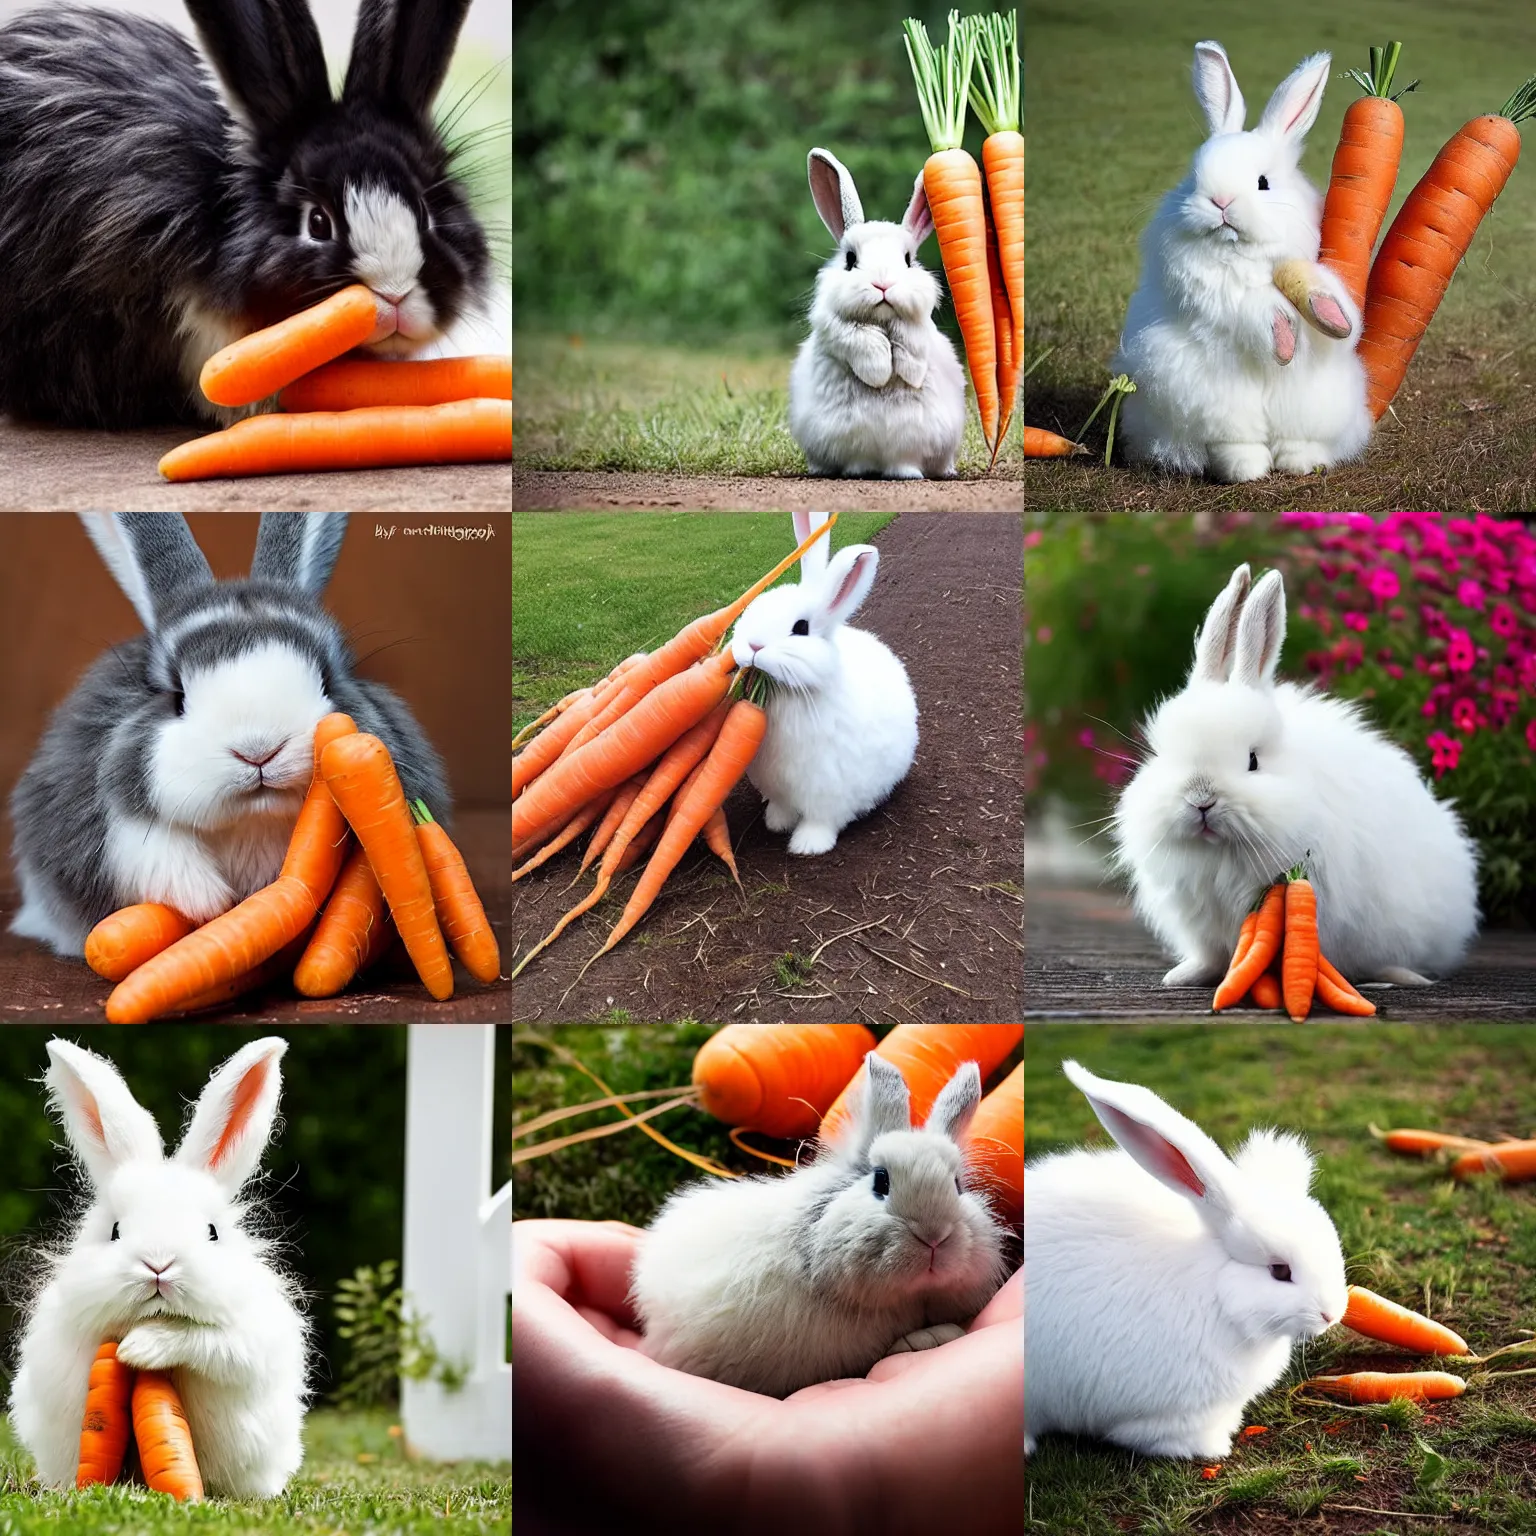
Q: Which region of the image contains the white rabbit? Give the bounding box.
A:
[1113,563,1479,986]
[8,1035,309,1496]
[789,148,968,478]
[1025,1060,1347,1460]
[730,510,917,855]
[631,1054,1007,1398]
[1112,42,1373,482]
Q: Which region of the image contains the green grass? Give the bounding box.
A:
[1026,1023,1536,1535]
[514,333,1002,474]
[0,1409,509,1534]
[512,509,897,729]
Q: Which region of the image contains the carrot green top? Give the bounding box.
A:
[1499,74,1536,125]
[966,11,1019,136]
[1344,41,1417,102]
[903,11,978,153]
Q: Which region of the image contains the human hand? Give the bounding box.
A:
[513,1219,1023,1536]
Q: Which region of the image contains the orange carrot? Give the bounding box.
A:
[1301,1371,1466,1404]
[597,698,768,955]
[821,1024,1025,1141]
[282,713,357,905]
[580,775,648,875]
[201,286,379,407]
[1317,954,1376,1015]
[158,398,512,481]
[76,1341,133,1488]
[1024,426,1085,457]
[172,934,310,1015]
[1213,884,1285,1011]
[413,800,501,985]
[514,688,603,797]
[905,15,998,447]
[1229,909,1261,975]
[700,805,739,885]
[1282,872,1319,1022]
[321,734,453,1001]
[293,845,388,997]
[1341,1285,1470,1356]
[513,687,590,752]
[612,808,665,873]
[692,1024,878,1139]
[1371,1126,1494,1157]
[279,355,511,411]
[1359,77,1536,419]
[966,1060,1023,1225]
[986,214,1016,461]
[1452,1139,1536,1183]
[512,789,617,881]
[84,904,195,982]
[132,1370,204,1500]
[1318,44,1413,311]
[1248,970,1282,1010]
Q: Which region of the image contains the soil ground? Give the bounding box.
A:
[512,511,1024,1023]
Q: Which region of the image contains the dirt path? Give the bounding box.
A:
[0,420,512,512]
[512,511,1024,1023]
[515,468,1022,511]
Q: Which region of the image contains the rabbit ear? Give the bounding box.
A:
[345,0,473,118]
[925,1063,982,1143]
[815,545,879,628]
[174,1037,287,1196]
[1191,564,1252,683]
[182,0,332,139]
[250,512,347,594]
[45,1040,164,1186]
[902,173,934,246]
[1192,40,1245,136]
[1062,1060,1239,1224]
[1258,52,1330,145]
[808,149,864,241]
[793,510,831,584]
[848,1055,912,1152]
[1231,569,1286,688]
[79,513,214,633]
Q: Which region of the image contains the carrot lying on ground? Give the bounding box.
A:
[1318,42,1414,312]
[1341,1285,1470,1356]
[512,788,617,882]
[514,689,604,797]
[1371,1125,1494,1156]
[175,934,311,1015]
[1452,1139,1536,1182]
[965,1059,1023,1225]
[513,687,591,752]
[85,904,195,982]
[700,804,739,884]
[580,775,648,875]
[1248,969,1282,1010]
[1282,869,1319,1022]
[413,800,501,984]
[322,734,453,1001]
[158,398,512,481]
[1301,1371,1466,1403]
[279,355,511,411]
[1024,425,1086,457]
[692,1024,878,1139]
[1316,954,1376,1016]
[201,285,379,407]
[905,13,997,449]
[76,1341,134,1488]
[293,845,388,997]
[1359,75,1536,419]
[821,1023,1025,1140]
[132,1370,203,1500]
[1213,883,1285,1011]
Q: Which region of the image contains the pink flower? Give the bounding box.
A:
[1035,626,1053,644]
[1528,719,1536,753]
[1446,629,1476,673]
[1457,578,1486,610]
[1426,730,1462,777]
[1492,603,1520,638]
[1365,567,1400,601]
[1024,530,1044,549]
[1452,698,1478,733]
[1078,728,1095,749]
[1343,612,1369,632]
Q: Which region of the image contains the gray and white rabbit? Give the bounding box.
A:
[631,1054,1007,1397]
[0,0,492,427]
[789,148,967,478]
[1025,1060,1347,1460]
[9,1035,309,1496]
[730,510,917,855]
[10,512,447,957]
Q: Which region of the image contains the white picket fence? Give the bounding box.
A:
[400,1024,511,1461]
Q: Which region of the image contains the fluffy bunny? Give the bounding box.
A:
[730,510,917,855]
[1111,43,1372,482]
[1025,1059,1347,1460]
[0,0,492,428]
[631,1054,1007,1398]
[789,148,967,478]
[1113,563,1479,986]
[8,1036,309,1496]
[10,512,448,957]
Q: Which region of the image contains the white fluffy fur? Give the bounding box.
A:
[1112,43,1372,482]
[1025,1061,1347,1460]
[8,1037,309,1496]
[1113,563,1479,985]
[731,511,917,854]
[344,183,439,351]
[789,149,966,478]
[631,1056,1006,1397]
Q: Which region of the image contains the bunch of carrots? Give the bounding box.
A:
[1373,1123,1536,1184]
[85,714,499,1021]
[903,10,1021,467]
[159,285,512,481]
[1211,867,1375,1023]
[77,1342,201,1500]
[511,519,843,977]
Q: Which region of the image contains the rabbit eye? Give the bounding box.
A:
[110,1222,120,1241]
[791,619,810,637]
[905,251,912,267]
[872,1167,890,1199]
[306,205,334,242]
[1248,750,1259,772]
[1270,1262,1292,1282]
[954,1175,962,1193]
[208,1224,218,1242]
[168,689,185,717]
[844,249,857,271]
[1258,175,1270,191]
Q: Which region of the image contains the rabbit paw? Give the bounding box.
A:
[885,463,925,479]
[1272,441,1329,475]
[788,821,838,856]
[849,329,893,388]
[1207,443,1272,483]
[1162,956,1223,987]
[889,1323,966,1354]
[1272,308,1297,365]
[891,344,928,390]
[763,800,798,833]
[118,1321,188,1371]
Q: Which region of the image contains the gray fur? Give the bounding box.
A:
[926,1062,982,1142]
[250,513,348,595]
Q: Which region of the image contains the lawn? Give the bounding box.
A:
[1026,1023,1536,1535]
[511,508,897,731]
[0,1408,510,1534]
[1024,0,1536,512]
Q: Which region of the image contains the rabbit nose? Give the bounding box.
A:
[232,744,282,768]
[143,1258,172,1276]
[1210,194,1234,211]
[749,641,764,653]
[872,279,891,291]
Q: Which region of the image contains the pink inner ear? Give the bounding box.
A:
[1098,1103,1207,1197]
[209,1059,269,1171]
[830,555,868,612]
[75,1085,105,1152]
[1283,79,1324,135]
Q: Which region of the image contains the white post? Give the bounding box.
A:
[401,1023,511,1461]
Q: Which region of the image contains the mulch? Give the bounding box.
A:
[512,511,1025,1023]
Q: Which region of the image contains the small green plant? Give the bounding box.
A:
[333,1261,468,1407]
[773,951,815,988]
